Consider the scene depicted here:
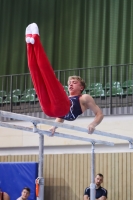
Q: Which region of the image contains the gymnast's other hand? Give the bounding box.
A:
[49,117,64,136]
[88,124,95,134]
[49,126,57,135]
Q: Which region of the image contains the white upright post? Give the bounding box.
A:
[33,123,44,200]
[37,133,44,200]
[90,143,95,200]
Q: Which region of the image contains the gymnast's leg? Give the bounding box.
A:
[25,23,70,117]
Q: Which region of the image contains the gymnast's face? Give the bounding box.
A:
[95,175,103,187]
[68,79,84,95]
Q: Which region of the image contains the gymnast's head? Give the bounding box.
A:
[68,75,86,95]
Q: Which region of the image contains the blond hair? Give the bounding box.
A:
[68,75,86,92]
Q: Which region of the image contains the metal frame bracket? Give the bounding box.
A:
[129,141,133,149]
[33,122,38,133]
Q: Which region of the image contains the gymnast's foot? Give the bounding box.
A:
[30,23,39,35]
[25,24,32,43]
[25,23,39,44]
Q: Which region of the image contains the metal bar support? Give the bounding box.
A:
[90,143,95,200]
[37,133,44,200]
[0,111,133,145]
[0,121,114,146]
[33,123,44,200]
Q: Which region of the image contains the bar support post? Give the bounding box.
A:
[90,143,95,200]
[37,133,44,200]
[33,123,44,200]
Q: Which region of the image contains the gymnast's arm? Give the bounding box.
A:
[81,94,104,133]
[49,118,64,134]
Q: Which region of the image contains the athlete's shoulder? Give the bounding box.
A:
[101,187,107,193]
[84,187,90,196]
[81,93,93,99]
[85,186,90,192]
[80,94,94,104]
